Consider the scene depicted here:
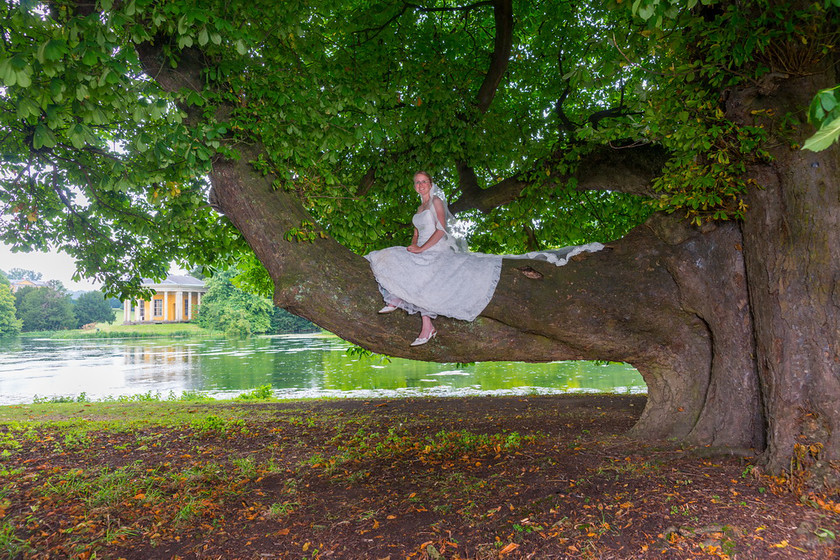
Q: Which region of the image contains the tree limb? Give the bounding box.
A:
[475,0,513,113]
[455,0,514,202]
[450,143,669,214]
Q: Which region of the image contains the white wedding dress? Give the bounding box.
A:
[365,195,604,322]
[365,203,502,321]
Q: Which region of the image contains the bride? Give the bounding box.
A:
[365,171,602,346]
[365,171,501,346]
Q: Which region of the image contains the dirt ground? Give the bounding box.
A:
[3,395,840,559]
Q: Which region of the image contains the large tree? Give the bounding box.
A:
[14,282,76,331]
[1,0,838,483]
[195,268,274,336]
[0,271,22,337]
[72,289,116,327]
[4,268,43,282]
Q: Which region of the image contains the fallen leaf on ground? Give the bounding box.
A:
[500,542,519,554]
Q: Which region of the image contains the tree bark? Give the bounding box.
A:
[726,72,840,481]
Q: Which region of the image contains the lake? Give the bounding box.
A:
[0,334,646,404]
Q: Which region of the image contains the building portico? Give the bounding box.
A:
[122,274,207,324]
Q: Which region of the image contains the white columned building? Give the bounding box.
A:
[122,274,207,324]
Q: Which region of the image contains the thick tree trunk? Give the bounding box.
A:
[727,73,840,482]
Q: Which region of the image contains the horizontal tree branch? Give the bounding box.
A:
[450,143,669,214]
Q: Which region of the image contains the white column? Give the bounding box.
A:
[176,290,184,322]
[123,300,130,323]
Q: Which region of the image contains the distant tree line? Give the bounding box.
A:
[5,268,45,282]
[0,268,317,338]
[0,269,116,336]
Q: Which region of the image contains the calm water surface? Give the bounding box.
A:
[0,334,645,404]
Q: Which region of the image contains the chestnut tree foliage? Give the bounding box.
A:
[1,0,839,482]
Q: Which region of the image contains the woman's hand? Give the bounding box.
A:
[407,229,445,253]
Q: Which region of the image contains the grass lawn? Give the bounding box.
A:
[47,321,216,339]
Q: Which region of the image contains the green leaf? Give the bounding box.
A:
[69,124,86,149]
[50,78,66,100]
[638,3,656,21]
[90,107,108,125]
[16,97,40,120]
[15,70,31,88]
[187,91,205,106]
[819,91,838,113]
[75,84,89,101]
[802,116,840,152]
[0,58,15,86]
[44,39,66,61]
[82,49,99,66]
[33,125,57,149]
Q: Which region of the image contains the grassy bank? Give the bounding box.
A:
[46,321,220,339]
[0,395,837,559]
[38,322,328,339]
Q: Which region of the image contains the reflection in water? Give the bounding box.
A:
[0,334,646,404]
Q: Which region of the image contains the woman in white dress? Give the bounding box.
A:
[365,171,503,346]
[366,171,605,346]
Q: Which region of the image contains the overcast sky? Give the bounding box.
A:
[0,242,190,292]
[0,243,101,291]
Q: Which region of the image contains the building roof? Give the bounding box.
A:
[140,274,206,289]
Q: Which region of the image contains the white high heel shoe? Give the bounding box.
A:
[410,329,437,347]
[378,305,398,314]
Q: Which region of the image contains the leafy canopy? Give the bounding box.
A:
[14,282,76,331]
[73,290,116,327]
[0,0,837,294]
[0,283,22,337]
[195,268,274,337]
[4,268,43,282]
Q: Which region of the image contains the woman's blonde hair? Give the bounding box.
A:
[414,170,432,182]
